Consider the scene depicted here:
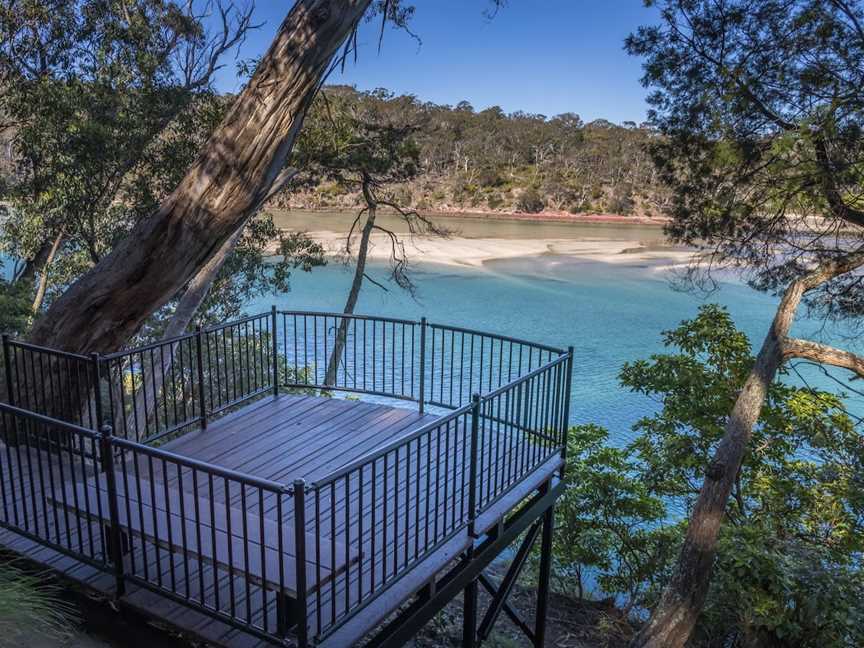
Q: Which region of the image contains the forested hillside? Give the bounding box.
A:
[277,85,670,218]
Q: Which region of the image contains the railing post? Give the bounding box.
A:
[2,334,14,406]
[561,347,574,474]
[293,479,309,647]
[90,352,104,431]
[271,306,279,397]
[100,423,126,597]
[195,325,207,430]
[468,393,481,538]
[418,317,427,415]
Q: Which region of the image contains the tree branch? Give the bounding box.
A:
[782,338,864,379]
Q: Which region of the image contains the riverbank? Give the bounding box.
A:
[271,230,695,269]
[284,205,669,227]
[269,208,691,269]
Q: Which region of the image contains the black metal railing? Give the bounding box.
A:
[0,309,572,646]
[101,332,203,444]
[2,338,98,428]
[278,311,422,403]
[303,354,570,640]
[0,403,111,570]
[110,435,291,639]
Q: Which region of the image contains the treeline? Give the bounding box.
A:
[277,85,670,217]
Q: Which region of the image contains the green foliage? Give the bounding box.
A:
[0,2,320,339]
[0,275,32,337]
[626,0,864,317]
[282,85,666,216]
[553,423,671,602]
[516,187,545,213]
[552,305,864,646]
[291,89,421,192]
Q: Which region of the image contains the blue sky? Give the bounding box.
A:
[212,1,660,124]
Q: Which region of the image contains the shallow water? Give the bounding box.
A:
[250,243,863,446]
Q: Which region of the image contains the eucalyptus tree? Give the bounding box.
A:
[23,0,503,354]
[626,1,864,646]
[0,0,258,318]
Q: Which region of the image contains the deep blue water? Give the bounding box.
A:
[251,254,863,447]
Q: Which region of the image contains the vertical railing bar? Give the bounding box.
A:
[468,393,480,538]
[272,306,279,396]
[195,326,207,430]
[101,424,126,595]
[293,479,309,648]
[418,317,426,414]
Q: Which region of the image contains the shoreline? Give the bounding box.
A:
[270,229,696,270]
[280,205,669,227]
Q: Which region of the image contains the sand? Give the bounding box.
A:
[275,229,697,270]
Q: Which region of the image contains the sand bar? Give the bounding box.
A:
[270,229,697,269]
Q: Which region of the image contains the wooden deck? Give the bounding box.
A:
[0,393,562,647]
[163,393,438,485]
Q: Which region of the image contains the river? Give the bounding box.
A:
[255,210,864,445]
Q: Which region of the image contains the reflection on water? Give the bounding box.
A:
[251,251,864,447]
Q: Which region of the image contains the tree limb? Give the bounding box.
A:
[782,338,864,379]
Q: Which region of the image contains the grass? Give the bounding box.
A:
[0,561,78,647]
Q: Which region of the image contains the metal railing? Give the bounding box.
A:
[303,354,570,639]
[0,309,572,646]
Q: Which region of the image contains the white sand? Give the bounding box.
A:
[276,230,697,269]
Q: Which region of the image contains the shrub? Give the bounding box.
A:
[486,193,504,210]
[517,187,545,213]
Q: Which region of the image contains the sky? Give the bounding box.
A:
[211,1,660,125]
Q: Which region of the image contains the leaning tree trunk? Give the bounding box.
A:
[118,222,248,433]
[31,230,64,314]
[117,168,298,434]
[325,186,376,386]
[630,255,863,648]
[28,0,372,355]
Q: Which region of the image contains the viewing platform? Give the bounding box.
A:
[0,310,572,647]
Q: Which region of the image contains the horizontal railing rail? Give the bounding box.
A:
[110,435,292,640]
[0,403,110,570]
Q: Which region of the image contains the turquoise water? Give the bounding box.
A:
[250,253,863,447]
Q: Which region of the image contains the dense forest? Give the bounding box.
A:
[272,85,669,218]
[0,85,668,220]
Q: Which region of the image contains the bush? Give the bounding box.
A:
[548,305,864,647]
[476,167,504,188]
[517,187,545,213]
[486,192,504,210]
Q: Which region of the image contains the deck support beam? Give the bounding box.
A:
[477,518,542,642]
[534,482,555,647]
[363,478,563,648]
[462,573,478,648]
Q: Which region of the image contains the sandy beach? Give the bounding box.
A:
[271,228,696,269]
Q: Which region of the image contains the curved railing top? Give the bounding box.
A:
[276,309,569,413]
[1,307,571,445]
